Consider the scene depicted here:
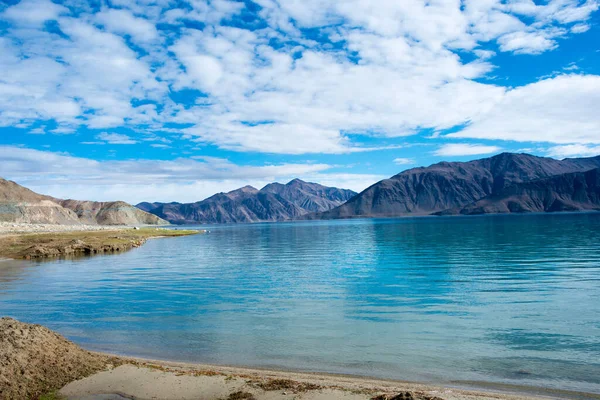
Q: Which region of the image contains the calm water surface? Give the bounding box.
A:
[1,214,599,394]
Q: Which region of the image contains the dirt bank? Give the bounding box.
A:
[0,228,199,260]
[0,317,121,399]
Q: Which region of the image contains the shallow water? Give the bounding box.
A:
[1,214,599,393]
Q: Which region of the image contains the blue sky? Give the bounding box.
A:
[0,0,599,203]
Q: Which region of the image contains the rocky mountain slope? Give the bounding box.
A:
[440,167,600,215]
[0,178,167,225]
[309,153,600,219]
[58,200,167,225]
[138,179,356,224]
[262,178,357,212]
[137,201,177,213]
[0,178,81,224]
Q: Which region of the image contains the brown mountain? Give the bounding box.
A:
[58,200,168,225]
[0,178,167,226]
[440,167,600,215]
[0,178,81,224]
[309,153,600,219]
[261,178,356,212]
[138,179,357,224]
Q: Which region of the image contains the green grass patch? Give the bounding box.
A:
[38,391,65,400]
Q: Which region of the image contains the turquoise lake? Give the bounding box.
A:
[1,214,599,394]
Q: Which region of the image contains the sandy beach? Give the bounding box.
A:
[2,318,598,400]
[59,357,600,400]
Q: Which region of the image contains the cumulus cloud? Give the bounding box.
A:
[434,144,503,157]
[448,75,600,145]
[95,8,159,43]
[1,0,68,26]
[497,30,562,54]
[0,0,598,156]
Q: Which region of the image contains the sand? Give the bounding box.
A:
[59,360,549,400]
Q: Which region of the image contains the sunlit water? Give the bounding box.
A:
[1,214,600,394]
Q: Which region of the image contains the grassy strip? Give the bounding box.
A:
[38,391,66,400]
[0,228,199,260]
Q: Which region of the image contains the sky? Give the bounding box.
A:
[0,0,599,204]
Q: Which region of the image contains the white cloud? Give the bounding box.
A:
[564,62,579,71]
[184,122,402,155]
[1,0,68,26]
[0,14,166,129]
[393,158,416,165]
[474,49,496,60]
[448,74,600,145]
[0,146,377,203]
[28,127,46,135]
[546,144,600,158]
[507,0,599,24]
[166,26,504,153]
[434,144,502,157]
[0,0,598,156]
[498,30,562,54]
[163,0,245,25]
[95,133,138,145]
[571,23,591,33]
[95,8,159,43]
[50,126,77,134]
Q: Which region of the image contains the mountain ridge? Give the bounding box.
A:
[307,153,600,220]
[439,167,600,215]
[138,179,357,224]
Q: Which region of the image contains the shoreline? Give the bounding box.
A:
[77,353,600,400]
[7,317,596,400]
[0,222,130,235]
[57,351,600,400]
[0,227,199,260]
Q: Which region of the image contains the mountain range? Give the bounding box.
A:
[308,153,600,219]
[0,178,167,226]
[3,153,600,227]
[136,179,357,224]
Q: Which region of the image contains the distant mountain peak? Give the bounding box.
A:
[138,179,357,224]
[287,178,306,185]
[227,185,259,194]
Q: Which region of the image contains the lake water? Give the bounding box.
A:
[1,214,600,394]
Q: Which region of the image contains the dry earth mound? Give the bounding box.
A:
[0,317,117,399]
